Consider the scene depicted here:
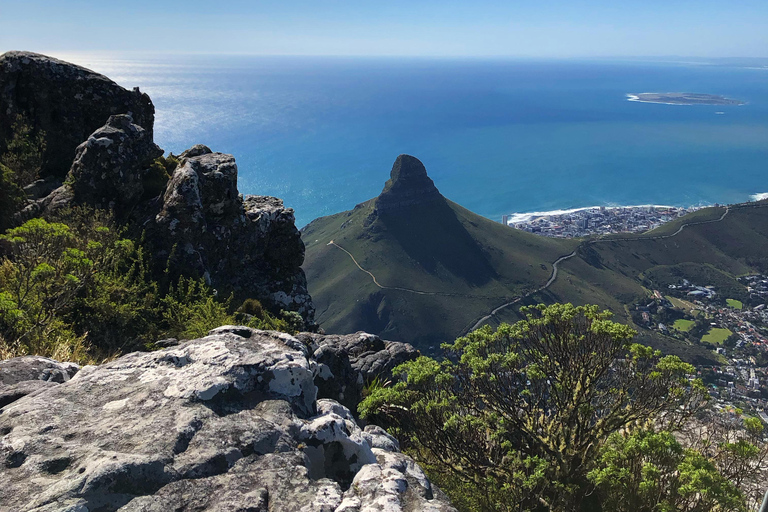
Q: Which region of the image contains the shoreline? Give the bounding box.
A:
[505,204,685,225]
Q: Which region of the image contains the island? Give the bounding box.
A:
[627,92,744,105]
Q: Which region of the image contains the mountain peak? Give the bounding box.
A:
[375,154,444,213]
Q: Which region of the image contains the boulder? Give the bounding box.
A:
[0,355,80,409]
[0,327,455,512]
[150,146,315,326]
[297,331,420,411]
[0,51,155,179]
[66,114,163,214]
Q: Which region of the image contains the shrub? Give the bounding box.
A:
[360,303,713,511]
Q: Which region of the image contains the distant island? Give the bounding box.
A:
[627,92,745,105]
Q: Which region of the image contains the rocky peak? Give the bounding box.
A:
[0,51,155,179]
[151,146,315,325]
[374,154,444,214]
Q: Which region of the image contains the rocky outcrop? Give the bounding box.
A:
[150,145,314,324]
[0,51,155,179]
[68,114,163,213]
[0,327,454,512]
[0,356,80,408]
[374,154,444,214]
[298,332,419,412]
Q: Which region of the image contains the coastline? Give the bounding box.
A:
[506,204,680,225]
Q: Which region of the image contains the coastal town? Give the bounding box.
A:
[632,274,768,423]
[503,205,703,238]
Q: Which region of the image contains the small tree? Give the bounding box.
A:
[0,163,26,233]
[1,114,46,187]
[360,303,710,511]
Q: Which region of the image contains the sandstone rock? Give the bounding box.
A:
[0,327,454,512]
[66,114,163,214]
[0,355,79,385]
[150,147,315,326]
[0,356,80,410]
[0,51,155,179]
[374,154,444,214]
[297,331,419,411]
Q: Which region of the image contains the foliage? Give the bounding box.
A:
[0,209,295,363]
[589,429,744,512]
[142,154,178,200]
[1,114,46,187]
[0,163,26,233]
[360,303,712,511]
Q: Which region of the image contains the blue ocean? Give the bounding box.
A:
[62,55,768,227]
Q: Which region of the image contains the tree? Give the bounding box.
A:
[1,114,46,187]
[0,163,26,233]
[360,303,711,511]
[589,429,744,512]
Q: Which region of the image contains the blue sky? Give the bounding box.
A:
[1,0,767,58]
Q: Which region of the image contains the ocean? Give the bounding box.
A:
[58,54,768,227]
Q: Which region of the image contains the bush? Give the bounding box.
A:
[360,303,714,511]
[1,114,46,187]
[0,163,26,233]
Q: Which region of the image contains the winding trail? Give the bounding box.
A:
[328,202,766,335]
[327,241,511,300]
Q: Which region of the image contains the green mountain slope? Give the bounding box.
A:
[302,155,767,364]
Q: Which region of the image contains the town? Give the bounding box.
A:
[504,205,703,238]
[632,274,768,424]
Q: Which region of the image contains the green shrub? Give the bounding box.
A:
[360,303,714,512]
[1,114,46,187]
[0,163,26,233]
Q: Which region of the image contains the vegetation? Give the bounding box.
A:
[673,318,695,332]
[726,298,743,310]
[0,209,295,363]
[1,114,46,187]
[702,328,733,345]
[0,163,26,233]
[360,303,762,512]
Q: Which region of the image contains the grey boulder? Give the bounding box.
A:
[0,326,454,512]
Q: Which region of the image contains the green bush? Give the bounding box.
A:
[360,303,718,512]
[0,163,26,233]
[1,114,46,187]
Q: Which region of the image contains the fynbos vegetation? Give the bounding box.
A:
[361,303,767,511]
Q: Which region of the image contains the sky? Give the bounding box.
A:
[1,0,767,58]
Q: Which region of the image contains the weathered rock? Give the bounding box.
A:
[0,51,155,179]
[297,331,420,411]
[149,147,314,326]
[0,327,454,512]
[0,355,79,385]
[66,114,163,213]
[374,154,444,214]
[0,356,80,409]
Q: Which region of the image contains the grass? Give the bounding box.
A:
[672,319,695,332]
[666,296,700,315]
[726,298,743,310]
[701,328,732,345]
[303,189,768,364]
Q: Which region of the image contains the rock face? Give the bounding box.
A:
[151,145,314,324]
[0,51,155,179]
[298,332,419,412]
[374,154,444,214]
[68,114,163,213]
[0,327,454,512]
[0,356,80,408]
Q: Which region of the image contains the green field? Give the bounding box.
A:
[701,328,732,345]
[726,298,743,310]
[666,296,700,314]
[672,319,695,332]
